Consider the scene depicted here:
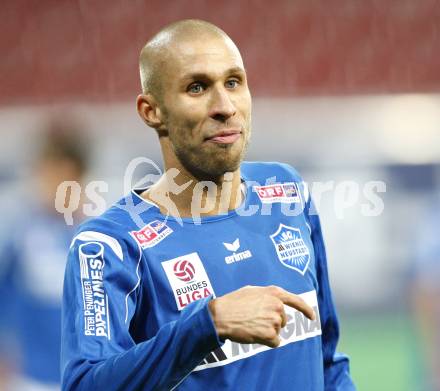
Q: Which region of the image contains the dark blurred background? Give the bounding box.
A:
[1,1,440,390]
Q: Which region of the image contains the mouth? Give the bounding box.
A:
[205,129,242,144]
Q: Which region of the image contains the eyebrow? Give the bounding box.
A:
[181,66,245,82]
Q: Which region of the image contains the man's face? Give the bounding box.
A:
[158,35,252,180]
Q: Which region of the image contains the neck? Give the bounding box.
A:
[143,136,245,218]
[144,159,243,219]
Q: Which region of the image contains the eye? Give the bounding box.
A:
[225,79,239,89]
[187,82,205,94]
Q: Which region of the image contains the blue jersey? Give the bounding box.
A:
[61,162,355,391]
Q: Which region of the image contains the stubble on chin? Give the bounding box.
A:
[173,142,242,181]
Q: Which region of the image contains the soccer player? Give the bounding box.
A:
[0,122,88,391]
[61,19,356,390]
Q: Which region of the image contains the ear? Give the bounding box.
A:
[136,94,163,129]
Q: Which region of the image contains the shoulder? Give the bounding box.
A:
[241,161,303,183]
[70,194,150,264]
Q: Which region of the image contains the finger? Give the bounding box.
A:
[265,335,281,349]
[280,310,287,329]
[255,326,282,348]
[275,289,316,321]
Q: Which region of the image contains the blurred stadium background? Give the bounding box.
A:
[1,1,440,390]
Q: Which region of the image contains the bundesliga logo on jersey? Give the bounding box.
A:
[162,253,215,310]
[130,220,173,249]
[254,182,301,203]
[173,259,196,282]
[270,224,311,275]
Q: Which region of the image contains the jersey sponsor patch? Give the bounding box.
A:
[78,242,111,339]
[253,183,300,204]
[270,224,311,275]
[162,253,215,310]
[130,220,173,249]
[223,238,252,264]
[195,290,321,371]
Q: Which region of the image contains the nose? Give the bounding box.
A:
[208,85,236,121]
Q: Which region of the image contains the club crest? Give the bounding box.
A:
[270,224,310,275]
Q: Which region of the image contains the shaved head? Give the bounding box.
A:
[139,19,238,101]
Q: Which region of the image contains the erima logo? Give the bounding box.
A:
[223,239,252,264]
[223,238,240,252]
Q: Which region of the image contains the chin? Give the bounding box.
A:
[175,140,247,180]
[185,155,242,181]
[206,156,243,179]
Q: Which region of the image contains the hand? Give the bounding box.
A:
[208,285,315,348]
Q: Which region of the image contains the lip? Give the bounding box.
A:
[206,129,242,144]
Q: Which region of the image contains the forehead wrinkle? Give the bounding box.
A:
[174,43,245,78]
[174,36,243,63]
